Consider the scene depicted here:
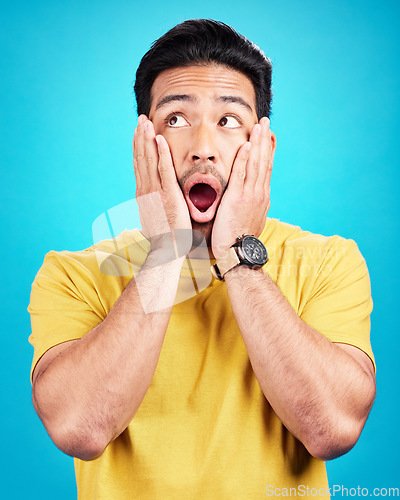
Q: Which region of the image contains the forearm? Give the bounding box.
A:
[225,266,375,460]
[33,251,185,460]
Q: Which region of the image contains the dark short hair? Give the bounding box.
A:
[134,19,272,119]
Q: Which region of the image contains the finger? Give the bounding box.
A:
[133,133,141,188]
[133,116,148,189]
[243,123,262,193]
[264,130,274,192]
[227,141,251,193]
[155,134,177,190]
[265,197,271,216]
[133,118,148,192]
[257,117,272,189]
[144,120,161,190]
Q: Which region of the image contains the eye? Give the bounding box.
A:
[218,115,241,128]
[165,114,189,128]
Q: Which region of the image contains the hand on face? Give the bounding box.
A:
[133,115,192,253]
[133,113,274,259]
[211,117,275,259]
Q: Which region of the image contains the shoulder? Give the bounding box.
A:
[33,229,148,284]
[260,218,366,269]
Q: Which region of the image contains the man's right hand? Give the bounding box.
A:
[133,115,192,255]
[32,116,192,462]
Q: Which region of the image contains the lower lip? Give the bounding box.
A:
[186,196,219,223]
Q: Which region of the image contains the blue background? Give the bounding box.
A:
[1,0,399,497]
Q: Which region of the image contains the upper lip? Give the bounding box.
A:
[183,173,222,199]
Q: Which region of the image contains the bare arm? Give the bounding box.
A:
[212,117,375,460]
[33,254,184,460]
[32,116,192,461]
[224,266,375,461]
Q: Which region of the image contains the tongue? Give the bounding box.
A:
[189,183,217,212]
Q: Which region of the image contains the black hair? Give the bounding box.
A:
[134,19,272,119]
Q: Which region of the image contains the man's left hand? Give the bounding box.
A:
[211,117,275,258]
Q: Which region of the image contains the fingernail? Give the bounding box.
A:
[262,117,270,129]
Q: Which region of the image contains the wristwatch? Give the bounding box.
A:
[211,235,268,281]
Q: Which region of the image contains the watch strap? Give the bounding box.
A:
[211,247,240,281]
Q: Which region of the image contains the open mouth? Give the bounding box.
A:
[183,173,223,223]
[188,183,217,213]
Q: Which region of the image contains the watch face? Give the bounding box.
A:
[242,236,268,265]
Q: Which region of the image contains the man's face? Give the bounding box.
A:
[149,64,259,241]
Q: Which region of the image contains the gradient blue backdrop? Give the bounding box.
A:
[1,0,399,497]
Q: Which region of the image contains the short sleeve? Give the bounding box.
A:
[28,251,104,381]
[300,238,375,370]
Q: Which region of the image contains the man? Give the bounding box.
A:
[29,19,375,499]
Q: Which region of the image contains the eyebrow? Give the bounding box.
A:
[155,94,197,111]
[154,94,254,114]
[216,96,253,113]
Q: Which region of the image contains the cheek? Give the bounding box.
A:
[159,132,186,173]
[218,133,248,169]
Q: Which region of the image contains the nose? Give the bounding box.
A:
[189,123,218,163]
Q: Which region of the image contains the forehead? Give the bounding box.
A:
[149,64,257,114]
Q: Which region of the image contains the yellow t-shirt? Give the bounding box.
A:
[28,218,374,499]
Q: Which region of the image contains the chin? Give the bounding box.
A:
[191,219,213,248]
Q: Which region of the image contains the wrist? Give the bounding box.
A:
[212,240,236,260]
[146,245,186,269]
[148,229,192,260]
[211,234,268,281]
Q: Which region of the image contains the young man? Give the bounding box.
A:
[29,20,375,499]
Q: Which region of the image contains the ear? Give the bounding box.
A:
[270,131,277,164]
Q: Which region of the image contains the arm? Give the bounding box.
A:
[212,117,375,460]
[32,116,191,461]
[224,265,375,461]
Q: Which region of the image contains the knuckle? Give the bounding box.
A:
[254,189,266,203]
[146,156,155,168]
[237,166,246,178]
[135,152,145,162]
